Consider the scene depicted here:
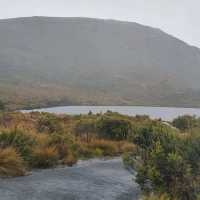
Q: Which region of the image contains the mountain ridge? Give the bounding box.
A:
[0,16,200,109]
[1,16,198,48]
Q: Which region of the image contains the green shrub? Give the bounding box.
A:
[96,116,132,140]
[172,115,198,131]
[122,152,135,169]
[128,122,199,199]
[93,148,103,157]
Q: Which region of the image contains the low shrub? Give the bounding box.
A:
[87,140,119,156]
[122,152,135,169]
[48,133,74,159]
[96,116,132,141]
[31,146,59,168]
[119,142,136,153]
[93,148,103,157]
[0,129,36,161]
[37,114,64,134]
[64,153,77,166]
[77,144,94,158]
[77,142,103,159]
[0,147,26,177]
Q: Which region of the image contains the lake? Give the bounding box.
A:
[22,106,200,121]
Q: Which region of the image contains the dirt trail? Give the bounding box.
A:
[0,158,140,200]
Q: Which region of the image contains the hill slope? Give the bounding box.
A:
[1,17,200,109]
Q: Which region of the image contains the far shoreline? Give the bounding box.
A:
[21,104,200,112]
[20,105,200,122]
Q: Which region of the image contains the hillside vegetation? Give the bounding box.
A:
[1,17,200,109]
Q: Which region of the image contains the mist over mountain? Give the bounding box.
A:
[1,17,200,109]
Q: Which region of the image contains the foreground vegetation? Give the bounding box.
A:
[1,108,200,199]
[0,111,136,177]
[123,115,200,200]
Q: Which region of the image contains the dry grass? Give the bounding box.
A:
[34,133,50,147]
[119,142,136,153]
[0,147,26,177]
[31,146,59,168]
[76,139,136,158]
[87,139,119,156]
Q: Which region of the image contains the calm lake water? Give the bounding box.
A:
[22,106,200,121]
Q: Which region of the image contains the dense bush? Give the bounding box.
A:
[96,116,132,140]
[172,115,198,131]
[127,121,200,200]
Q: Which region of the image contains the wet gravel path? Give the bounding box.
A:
[0,158,140,200]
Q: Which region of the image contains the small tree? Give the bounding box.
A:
[96,117,132,141]
[74,119,96,143]
[172,115,197,131]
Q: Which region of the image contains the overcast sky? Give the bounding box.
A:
[1,0,199,47]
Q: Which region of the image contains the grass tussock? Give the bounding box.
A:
[0,147,25,177]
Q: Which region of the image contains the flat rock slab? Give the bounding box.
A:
[0,158,140,200]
